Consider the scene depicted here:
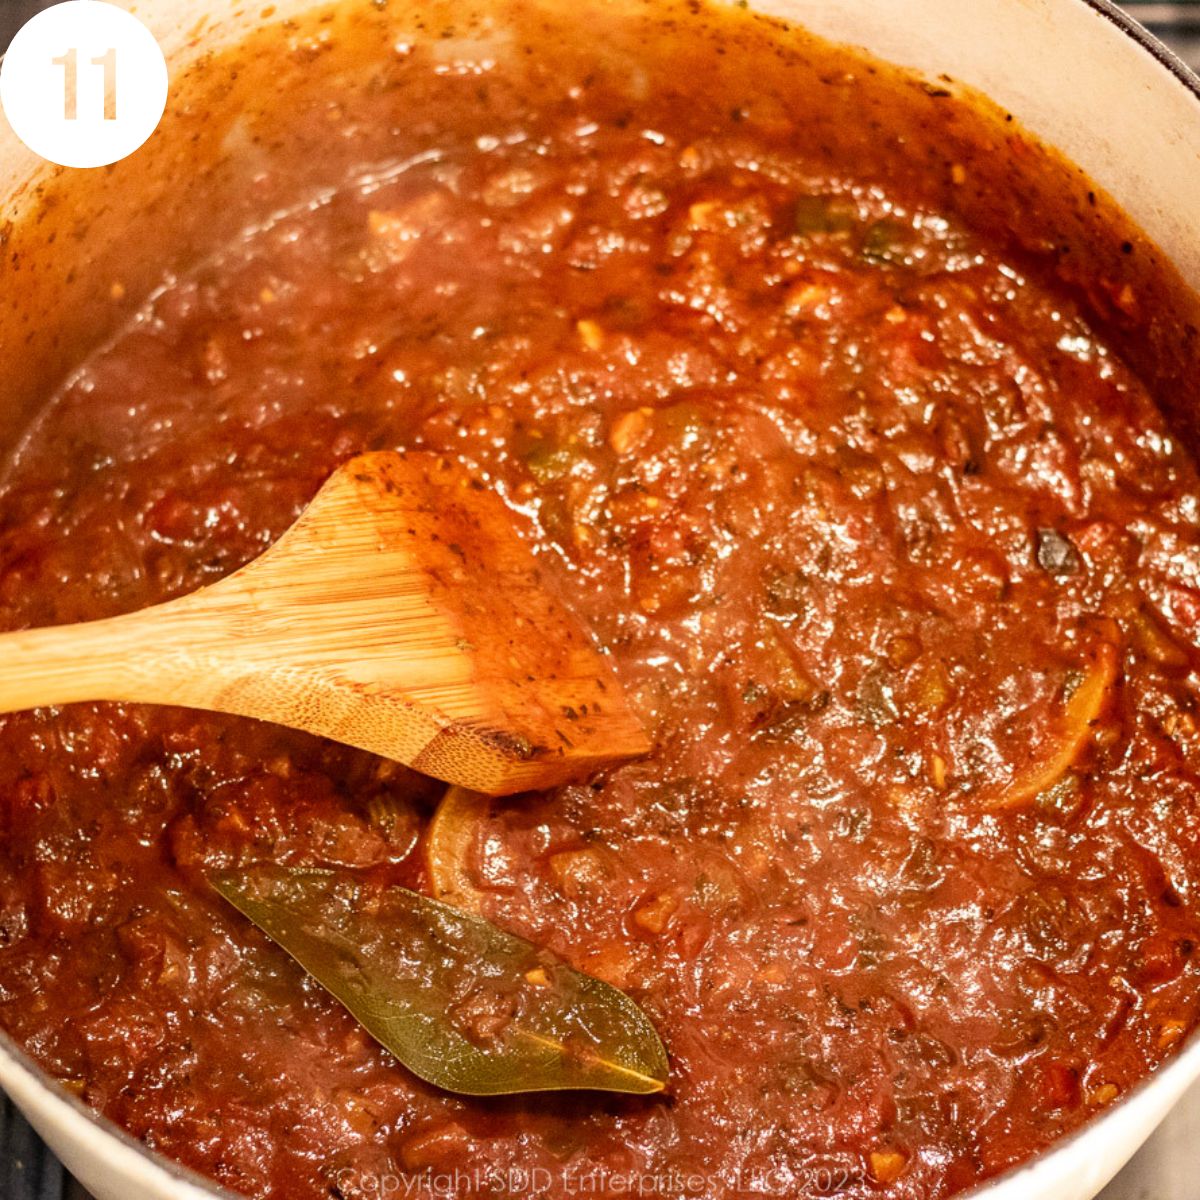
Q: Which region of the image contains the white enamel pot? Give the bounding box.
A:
[0,1,1199,1198]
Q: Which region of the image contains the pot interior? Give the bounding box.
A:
[0,1,1199,1198]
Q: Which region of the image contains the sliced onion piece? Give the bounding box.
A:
[425,785,493,912]
[986,640,1119,811]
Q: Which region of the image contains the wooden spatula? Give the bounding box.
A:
[0,451,649,795]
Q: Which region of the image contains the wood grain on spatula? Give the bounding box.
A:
[0,452,649,794]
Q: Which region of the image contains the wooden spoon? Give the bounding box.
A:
[0,451,649,794]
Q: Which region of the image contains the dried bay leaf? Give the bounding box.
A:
[211,864,668,1096]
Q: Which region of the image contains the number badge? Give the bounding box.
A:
[0,1,168,169]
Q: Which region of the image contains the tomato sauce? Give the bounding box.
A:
[1,1,1200,1197]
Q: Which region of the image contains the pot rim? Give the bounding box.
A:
[1,1,1199,1197]
[1083,0,1200,100]
[0,1033,233,1198]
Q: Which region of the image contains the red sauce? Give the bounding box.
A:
[1,2,1200,1197]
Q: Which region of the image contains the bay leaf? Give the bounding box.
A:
[210,864,668,1096]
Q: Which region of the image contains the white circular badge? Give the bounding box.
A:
[0,1,168,169]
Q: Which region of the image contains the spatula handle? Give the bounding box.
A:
[0,602,216,713]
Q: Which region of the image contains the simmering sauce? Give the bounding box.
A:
[1,1,1200,1196]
